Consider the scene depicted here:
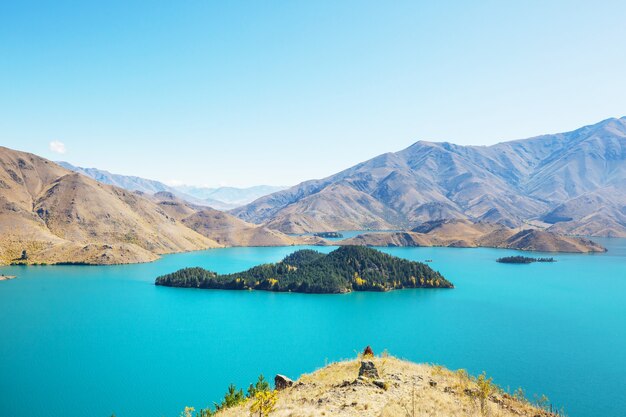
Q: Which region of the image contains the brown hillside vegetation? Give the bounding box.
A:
[339,219,604,253]
[211,355,561,417]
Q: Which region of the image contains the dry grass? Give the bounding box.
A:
[214,356,559,417]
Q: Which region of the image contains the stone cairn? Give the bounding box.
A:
[357,346,387,389]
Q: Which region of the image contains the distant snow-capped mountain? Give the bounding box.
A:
[56,162,285,209]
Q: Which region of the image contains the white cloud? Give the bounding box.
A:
[49,140,66,154]
[165,179,185,187]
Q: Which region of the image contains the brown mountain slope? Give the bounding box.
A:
[182,208,324,246]
[262,183,398,234]
[0,146,219,265]
[232,117,626,236]
[339,220,604,253]
[144,191,325,246]
[542,186,626,237]
[148,191,202,220]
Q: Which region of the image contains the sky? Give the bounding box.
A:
[1,1,625,187]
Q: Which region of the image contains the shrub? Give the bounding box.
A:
[475,372,494,416]
[247,374,270,398]
[179,406,195,417]
[513,387,526,402]
[456,369,470,389]
[214,384,246,411]
[195,408,214,417]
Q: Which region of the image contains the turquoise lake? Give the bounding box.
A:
[1,240,625,417]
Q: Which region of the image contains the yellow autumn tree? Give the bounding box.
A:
[475,372,495,416]
[353,272,366,287]
[250,389,277,417]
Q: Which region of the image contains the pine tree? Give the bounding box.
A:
[247,374,270,398]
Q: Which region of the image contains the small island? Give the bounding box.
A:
[156,246,453,293]
[313,231,344,238]
[496,256,556,264]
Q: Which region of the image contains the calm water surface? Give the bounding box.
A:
[1,240,625,417]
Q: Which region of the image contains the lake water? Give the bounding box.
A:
[1,240,625,417]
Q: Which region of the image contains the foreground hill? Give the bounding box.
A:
[340,220,605,253]
[0,147,313,265]
[156,246,453,293]
[209,354,560,417]
[232,117,626,236]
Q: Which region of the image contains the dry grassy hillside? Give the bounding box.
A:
[0,146,218,265]
[146,191,325,247]
[340,220,605,253]
[211,354,562,417]
[182,208,323,247]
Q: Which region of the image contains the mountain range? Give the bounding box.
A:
[174,184,288,207]
[1,116,623,265]
[57,161,286,210]
[232,117,626,237]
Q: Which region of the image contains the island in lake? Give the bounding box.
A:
[155,246,453,293]
[313,231,344,238]
[496,256,556,264]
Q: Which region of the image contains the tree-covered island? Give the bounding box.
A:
[313,231,344,238]
[496,256,556,264]
[155,246,453,293]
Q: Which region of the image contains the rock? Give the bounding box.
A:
[0,275,17,281]
[353,376,368,385]
[429,379,437,387]
[275,374,294,390]
[373,379,388,390]
[358,360,379,379]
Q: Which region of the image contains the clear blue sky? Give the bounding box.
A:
[1,1,625,187]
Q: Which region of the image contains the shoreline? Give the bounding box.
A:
[1,235,618,267]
